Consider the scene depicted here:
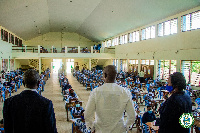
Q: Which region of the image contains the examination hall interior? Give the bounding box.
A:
[0,0,200,133]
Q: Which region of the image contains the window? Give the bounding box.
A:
[158,18,177,36]
[103,41,107,47]
[107,40,111,47]
[115,37,119,45]
[150,26,155,38]
[191,11,200,30]
[129,33,133,43]
[112,39,115,46]
[122,35,124,44]
[141,29,146,40]
[141,25,155,40]
[135,31,140,41]
[124,34,128,44]
[164,21,171,35]
[182,10,200,31]
[146,27,151,40]
[119,36,123,44]
[132,32,136,42]
[158,23,164,37]
[171,19,177,34]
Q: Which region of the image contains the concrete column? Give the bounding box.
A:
[63,58,66,74]
[127,59,130,72]
[7,58,10,72]
[138,59,141,74]
[38,45,40,54]
[14,59,16,70]
[78,46,80,53]
[8,33,10,43]
[0,58,2,72]
[65,46,67,53]
[24,45,27,52]
[154,59,158,80]
[52,46,54,53]
[176,60,181,72]
[89,59,91,70]
[91,46,93,53]
[117,59,121,72]
[39,58,41,74]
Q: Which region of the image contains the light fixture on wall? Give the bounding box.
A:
[175,50,179,54]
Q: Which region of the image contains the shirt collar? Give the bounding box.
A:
[24,88,38,92]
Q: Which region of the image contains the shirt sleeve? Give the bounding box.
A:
[84,90,96,131]
[125,91,136,129]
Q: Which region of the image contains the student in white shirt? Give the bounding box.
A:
[85,65,135,133]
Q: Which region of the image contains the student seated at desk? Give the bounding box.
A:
[67,89,78,103]
[142,106,156,124]
[75,110,91,133]
[142,106,157,133]
[71,102,84,118]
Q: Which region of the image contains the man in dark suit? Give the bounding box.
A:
[3,69,57,133]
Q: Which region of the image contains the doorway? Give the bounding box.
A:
[52,59,62,73]
[67,59,74,73]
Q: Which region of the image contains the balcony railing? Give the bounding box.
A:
[12,45,101,54]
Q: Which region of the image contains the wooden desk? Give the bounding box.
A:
[65,101,83,121]
[161,90,169,97]
[153,98,164,105]
[146,121,159,133]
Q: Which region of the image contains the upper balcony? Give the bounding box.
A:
[12,45,115,59]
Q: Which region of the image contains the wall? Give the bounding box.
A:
[102,59,113,68]
[25,32,97,52]
[115,29,200,60]
[102,6,200,61]
[0,40,12,59]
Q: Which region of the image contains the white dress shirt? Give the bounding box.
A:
[85,83,135,133]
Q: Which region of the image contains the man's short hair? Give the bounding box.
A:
[103,65,117,81]
[170,72,186,91]
[24,69,40,89]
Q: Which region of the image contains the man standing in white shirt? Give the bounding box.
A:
[85,65,135,133]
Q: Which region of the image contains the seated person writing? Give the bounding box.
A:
[71,101,84,118]
[75,110,91,133]
[67,89,78,103]
[142,106,156,124]
[142,106,157,133]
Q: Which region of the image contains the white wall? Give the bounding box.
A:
[0,40,12,59]
[104,6,200,61]
[115,29,200,60]
[25,32,97,52]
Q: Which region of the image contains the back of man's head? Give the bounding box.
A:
[103,65,117,83]
[24,69,40,89]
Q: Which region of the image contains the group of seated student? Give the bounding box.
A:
[0,68,50,132]
[58,72,91,133]
[40,46,48,53]
[0,69,23,102]
[72,68,200,133]
[73,68,104,91]
[68,47,78,53]
[37,68,51,95]
[81,47,90,53]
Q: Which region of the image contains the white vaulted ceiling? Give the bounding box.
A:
[0,0,199,42]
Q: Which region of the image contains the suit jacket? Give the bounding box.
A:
[159,91,192,133]
[3,90,57,133]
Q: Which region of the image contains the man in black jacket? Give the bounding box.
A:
[159,72,192,133]
[3,69,57,133]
